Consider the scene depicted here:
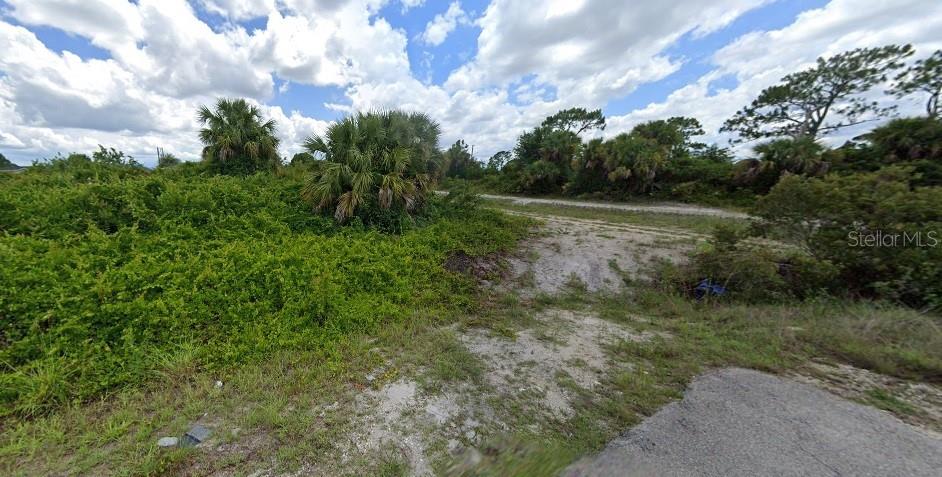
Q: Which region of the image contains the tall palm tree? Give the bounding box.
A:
[198,98,280,175]
[301,110,441,222]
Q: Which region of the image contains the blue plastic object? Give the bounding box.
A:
[695,279,727,299]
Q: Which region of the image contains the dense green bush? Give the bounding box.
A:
[198,98,281,175]
[755,167,942,309]
[731,137,828,194]
[668,165,941,309]
[658,223,838,302]
[0,158,527,416]
[830,117,942,186]
[443,139,484,180]
[302,110,442,225]
[156,153,181,169]
[493,111,746,204]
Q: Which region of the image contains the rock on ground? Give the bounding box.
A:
[564,367,942,477]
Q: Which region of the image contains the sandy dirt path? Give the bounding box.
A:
[478,193,749,219]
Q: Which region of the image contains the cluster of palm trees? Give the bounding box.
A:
[197,99,442,222]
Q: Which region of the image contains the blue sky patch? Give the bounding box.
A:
[603,0,828,116]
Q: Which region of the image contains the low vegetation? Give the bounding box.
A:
[446,44,942,311]
[457,284,941,474]
[1,42,940,477]
[0,137,528,420]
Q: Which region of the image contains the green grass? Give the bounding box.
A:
[484,198,745,235]
[863,389,919,415]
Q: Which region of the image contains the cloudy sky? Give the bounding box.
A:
[0,0,940,166]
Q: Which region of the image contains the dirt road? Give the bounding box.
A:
[479,193,750,219]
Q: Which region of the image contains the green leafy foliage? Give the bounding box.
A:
[485,151,511,174]
[198,98,280,175]
[0,157,527,416]
[539,107,606,135]
[658,223,839,303]
[831,117,942,186]
[156,153,181,168]
[569,117,732,197]
[301,110,442,226]
[290,151,317,167]
[732,137,828,194]
[755,167,942,310]
[443,139,484,180]
[891,49,942,118]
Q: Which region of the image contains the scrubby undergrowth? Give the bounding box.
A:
[0,158,528,418]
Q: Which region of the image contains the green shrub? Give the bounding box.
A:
[301,110,442,224]
[198,98,281,175]
[0,160,527,416]
[660,221,840,303]
[831,117,942,186]
[755,168,942,309]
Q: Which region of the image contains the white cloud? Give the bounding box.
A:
[399,0,425,12]
[605,0,942,152]
[264,105,330,157]
[1,0,938,167]
[0,0,408,165]
[199,0,276,20]
[248,4,411,87]
[419,1,469,47]
[445,0,768,106]
[3,0,144,52]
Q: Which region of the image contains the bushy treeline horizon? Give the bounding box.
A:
[441,44,941,205]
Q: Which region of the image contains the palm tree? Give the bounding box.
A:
[733,137,827,192]
[198,98,280,175]
[301,110,441,222]
[751,137,826,176]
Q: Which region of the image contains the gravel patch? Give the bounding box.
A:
[508,215,692,294]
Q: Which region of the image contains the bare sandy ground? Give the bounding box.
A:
[479,193,749,219]
[506,214,696,294]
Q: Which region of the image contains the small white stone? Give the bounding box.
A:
[157,436,179,447]
[214,380,223,388]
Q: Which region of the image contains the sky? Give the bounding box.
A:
[0,0,940,167]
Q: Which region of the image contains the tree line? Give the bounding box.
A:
[442,44,941,204]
